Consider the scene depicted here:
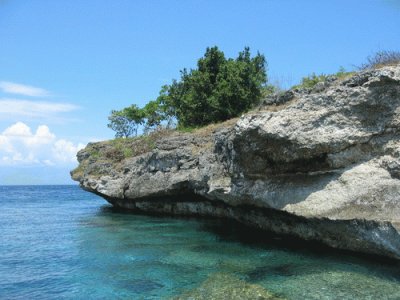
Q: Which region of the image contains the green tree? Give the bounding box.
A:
[141,86,176,132]
[162,46,267,127]
[108,46,268,136]
[107,104,144,137]
[142,99,165,132]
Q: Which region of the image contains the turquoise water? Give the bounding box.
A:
[0,185,399,299]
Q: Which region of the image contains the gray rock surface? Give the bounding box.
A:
[72,64,400,260]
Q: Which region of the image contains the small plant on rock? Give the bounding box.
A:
[359,50,400,70]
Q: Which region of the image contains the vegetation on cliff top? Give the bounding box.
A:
[108,46,269,137]
[107,49,400,138]
[291,67,355,90]
[74,50,400,178]
[359,50,400,70]
[287,51,400,90]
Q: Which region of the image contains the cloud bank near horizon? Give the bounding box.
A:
[0,122,84,167]
[0,81,97,183]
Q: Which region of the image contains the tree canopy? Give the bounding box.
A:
[107,104,144,138]
[108,46,268,137]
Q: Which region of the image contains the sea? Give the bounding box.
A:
[0,185,399,299]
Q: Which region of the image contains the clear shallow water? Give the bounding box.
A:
[0,185,399,299]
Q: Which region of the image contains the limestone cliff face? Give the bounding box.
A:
[72,65,400,260]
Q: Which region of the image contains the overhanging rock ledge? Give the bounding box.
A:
[72,64,400,260]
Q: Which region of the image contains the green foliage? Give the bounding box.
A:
[108,89,176,137]
[107,104,145,138]
[335,66,347,78]
[292,73,327,89]
[176,126,196,133]
[335,66,355,80]
[108,138,134,160]
[107,110,133,138]
[102,128,173,162]
[261,84,278,97]
[88,149,100,159]
[292,67,355,90]
[162,46,267,127]
[142,97,174,133]
[107,46,268,136]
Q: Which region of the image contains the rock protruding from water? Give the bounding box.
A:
[72,64,400,260]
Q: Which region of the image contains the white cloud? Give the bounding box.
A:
[0,81,50,97]
[0,99,79,120]
[3,121,32,137]
[2,122,56,147]
[0,135,14,152]
[52,139,85,163]
[0,122,85,166]
[33,125,56,143]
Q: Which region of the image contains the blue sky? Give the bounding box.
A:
[0,0,399,184]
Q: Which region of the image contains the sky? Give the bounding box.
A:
[0,0,399,185]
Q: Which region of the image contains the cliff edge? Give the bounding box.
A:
[72,64,400,260]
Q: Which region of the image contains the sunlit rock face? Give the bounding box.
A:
[72,64,400,260]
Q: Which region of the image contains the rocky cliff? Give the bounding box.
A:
[72,64,400,260]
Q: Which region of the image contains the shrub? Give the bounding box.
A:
[163,46,267,128]
[104,128,174,161]
[335,66,355,80]
[107,104,144,138]
[292,73,327,89]
[292,67,355,90]
[108,46,268,136]
[359,50,400,70]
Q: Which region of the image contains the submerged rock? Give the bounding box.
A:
[171,273,283,300]
[72,64,400,260]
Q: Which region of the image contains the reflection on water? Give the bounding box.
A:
[0,185,399,299]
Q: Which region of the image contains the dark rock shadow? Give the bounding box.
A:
[198,218,400,283]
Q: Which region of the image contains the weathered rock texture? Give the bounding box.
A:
[72,64,400,260]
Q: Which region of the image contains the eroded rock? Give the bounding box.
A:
[72,64,400,260]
